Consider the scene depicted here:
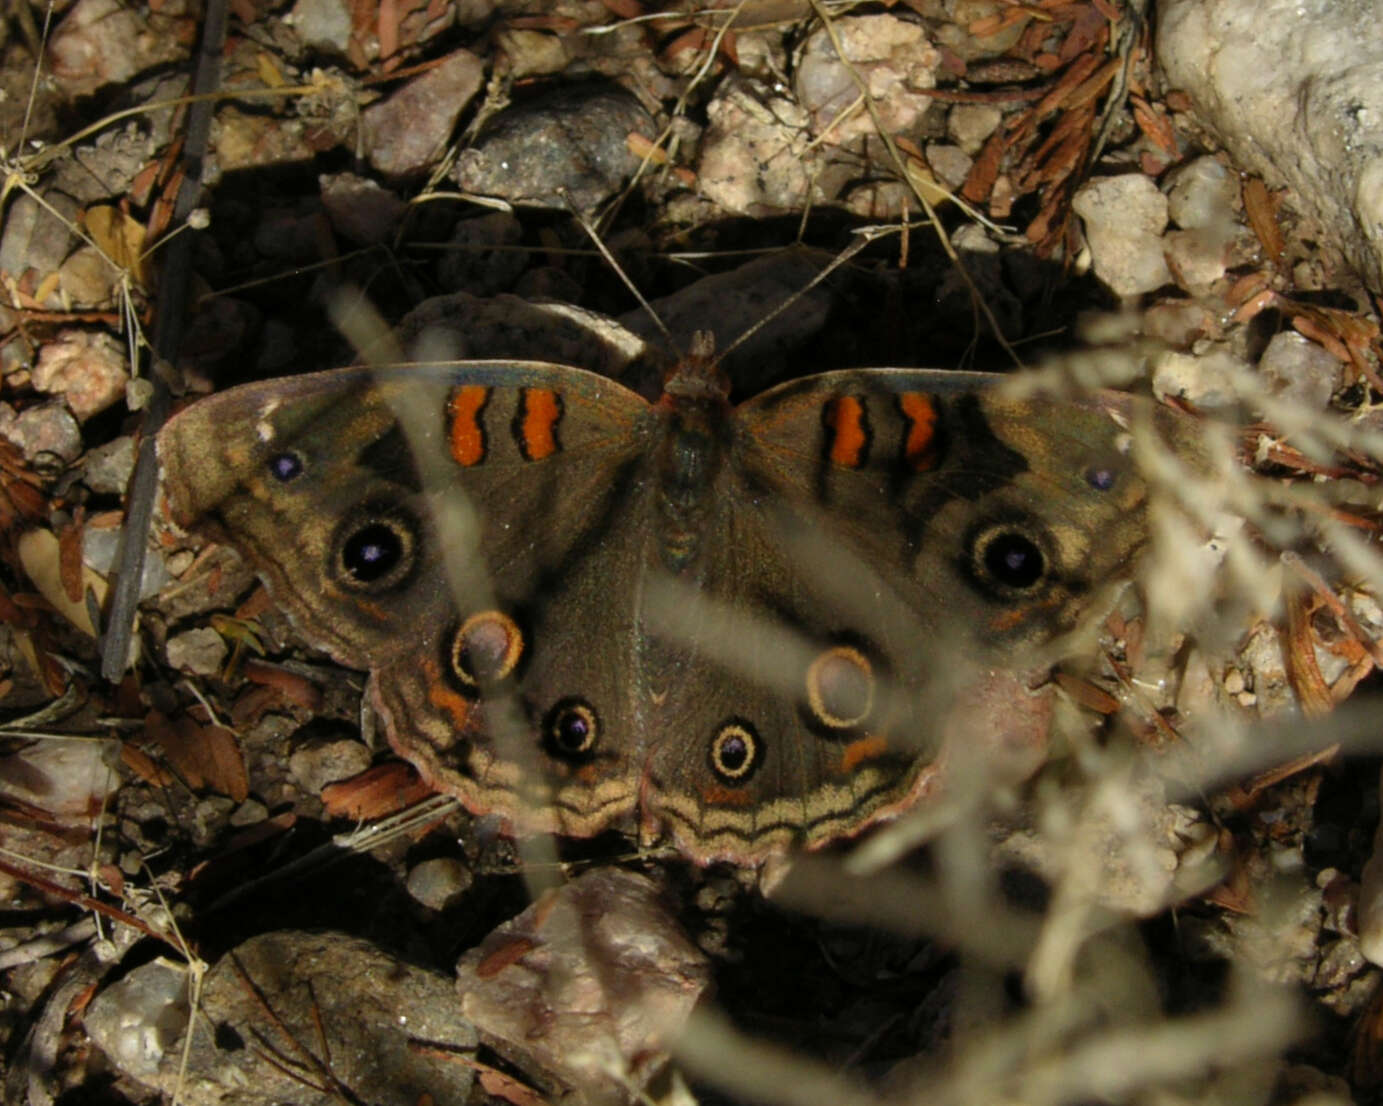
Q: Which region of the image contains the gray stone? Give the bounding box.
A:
[363,49,485,177]
[47,0,187,97]
[83,435,136,495]
[0,400,82,462]
[81,958,188,1080]
[925,143,973,190]
[320,171,407,244]
[85,933,476,1106]
[698,77,819,214]
[0,191,78,295]
[455,86,656,212]
[1164,155,1238,230]
[288,737,372,794]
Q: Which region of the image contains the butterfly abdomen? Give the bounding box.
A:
[655,398,734,572]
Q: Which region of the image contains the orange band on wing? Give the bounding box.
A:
[425,658,475,734]
[898,393,940,471]
[702,784,753,807]
[840,734,888,772]
[516,388,562,461]
[825,396,869,468]
[447,386,489,467]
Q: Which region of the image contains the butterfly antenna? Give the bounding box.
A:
[710,228,878,372]
[562,189,678,352]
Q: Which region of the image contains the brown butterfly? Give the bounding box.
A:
[158,348,1187,864]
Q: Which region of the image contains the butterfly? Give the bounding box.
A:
[157,345,1188,865]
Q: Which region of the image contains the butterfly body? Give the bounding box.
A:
[159,357,1178,864]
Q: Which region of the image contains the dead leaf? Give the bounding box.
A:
[320,762,434,819]
[144,709,250,801]
[58,513,84,605]
[1241,176,1284,263]
[84,204,151,287]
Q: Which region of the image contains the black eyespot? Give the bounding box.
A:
[979,530,1046,590]
[330,506,420,592]
[1085,465,1116,491]
[267,451,304,482]
[544,698,599,760]
[445,611,525,696]
[708,720,761,783]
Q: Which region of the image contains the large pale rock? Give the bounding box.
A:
[1158,0,1383,292]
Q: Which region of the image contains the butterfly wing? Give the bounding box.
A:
[158,362,659,836]
[640,369,1176,862]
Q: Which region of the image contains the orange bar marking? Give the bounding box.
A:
[447,386,489,467]
[899,393,940,471]
[826,396,868,468]
[702,784,753,807]
[425,658,475,733]
[518,388,562,460]
[840,734,888,772]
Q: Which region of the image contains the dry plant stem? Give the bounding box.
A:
[231,958,355,1103]
[1283,549,1383,667]
[101,0,228,681]
[804,0,1024,370]
[0,855,178,947]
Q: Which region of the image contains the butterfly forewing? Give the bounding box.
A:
[159,362,658,835]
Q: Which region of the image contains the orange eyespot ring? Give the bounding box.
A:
[708,720,760,783]
[805,645,874,730]
[449,611,525,689]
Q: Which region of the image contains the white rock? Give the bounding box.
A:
[1258,331,1341,410]
[1072,174,1173,296]
[33,330,128,420]
[795,14,940,144]
[289,0,352,54]
[1164,155,1237,230]
[699,77,819,213]
[164,627,228,677]
[948,102,1004,155]
[1158,0,1383,292]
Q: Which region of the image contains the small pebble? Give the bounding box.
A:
[83,435,136,495]
[362,49,485,177]
[948,102,1003,155]
[1164,155,1237,230]
[1072,174,1172,296]
[288,738,372,795]
[0,400,83,462]
[228,799,268,827]
[164,627,228,677]
[406,857,473,911]
[1258,331,1340,410]
[32,329,128,420]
